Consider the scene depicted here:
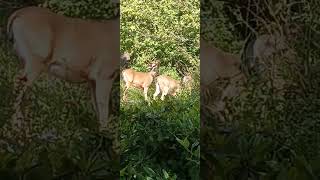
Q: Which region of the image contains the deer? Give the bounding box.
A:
[201,27,297,121]
[201,38,245,122]
[153,74,192,101]
[121,61,158,102]
[201,38,243,87]
[243,28,298,93]
[6,6,119,131]
[182,74,194,91]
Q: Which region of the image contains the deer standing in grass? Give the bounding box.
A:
[244,31,296,92]
[201,39,245,121]
[7,6,119,131]
[153,74,193,101]
[201,38,243,87]
[122,62,158,102]
[182,74,193,91]
[201,30,295,121]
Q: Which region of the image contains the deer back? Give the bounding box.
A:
[253,33,288,59]
[200,39,241,86]
[156,75,180,91]
[122,69,154,87]
[8,6,119,81]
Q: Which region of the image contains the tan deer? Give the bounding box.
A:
[201,38,243,87]
[122,62,158,102]
[201,39,245,121]
[182,74,193,91]
[244,30,297,92]
[7,6,119,131]
[201,31,295,121]
[153,74,192,101]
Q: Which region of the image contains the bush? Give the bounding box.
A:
[121,91,200,179]
[121,0,200,77]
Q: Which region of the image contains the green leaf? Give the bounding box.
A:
[144,167,156,176]
[162,169,169,179]
[176,137,190,150]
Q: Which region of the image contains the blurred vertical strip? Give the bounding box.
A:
[201,0,320,179]
[0,0,120,179]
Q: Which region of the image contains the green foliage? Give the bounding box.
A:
[201,0,242,52]
[121,0,200,77]
[41,0,119,19]
[0,130,119,179]
[120,90,200,179]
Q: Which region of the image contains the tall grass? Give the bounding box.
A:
[120,82,200,179]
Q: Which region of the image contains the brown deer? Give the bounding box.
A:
[122,62,158,102]
[201,39,245,121]
[200,38,243,87]
[182,74,193,91]
[7,6,119,131]
[244,30,297,92]
[153,74,192,101]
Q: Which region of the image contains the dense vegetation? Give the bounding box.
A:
[120,0,200,179]
[201,0,320,179]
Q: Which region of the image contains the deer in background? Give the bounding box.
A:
[122,61,159,102]
[242,26,298,93]
[201,38,245,99]
[182,74,193,91]
[201,38,245,121]
[201,27,297,121]
[7,6,119,131]
[201,38,243,87]
[153,74,193,101]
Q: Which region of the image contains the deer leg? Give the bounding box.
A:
[89,81,98,116]
[95,79,113,131]
[143,86,149,101]
[212,100,226,122]
[153,83,161,100]
[20,55,45,86]
[12,55,45,139]
[161,87,169,101]
[122,83,130,101]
